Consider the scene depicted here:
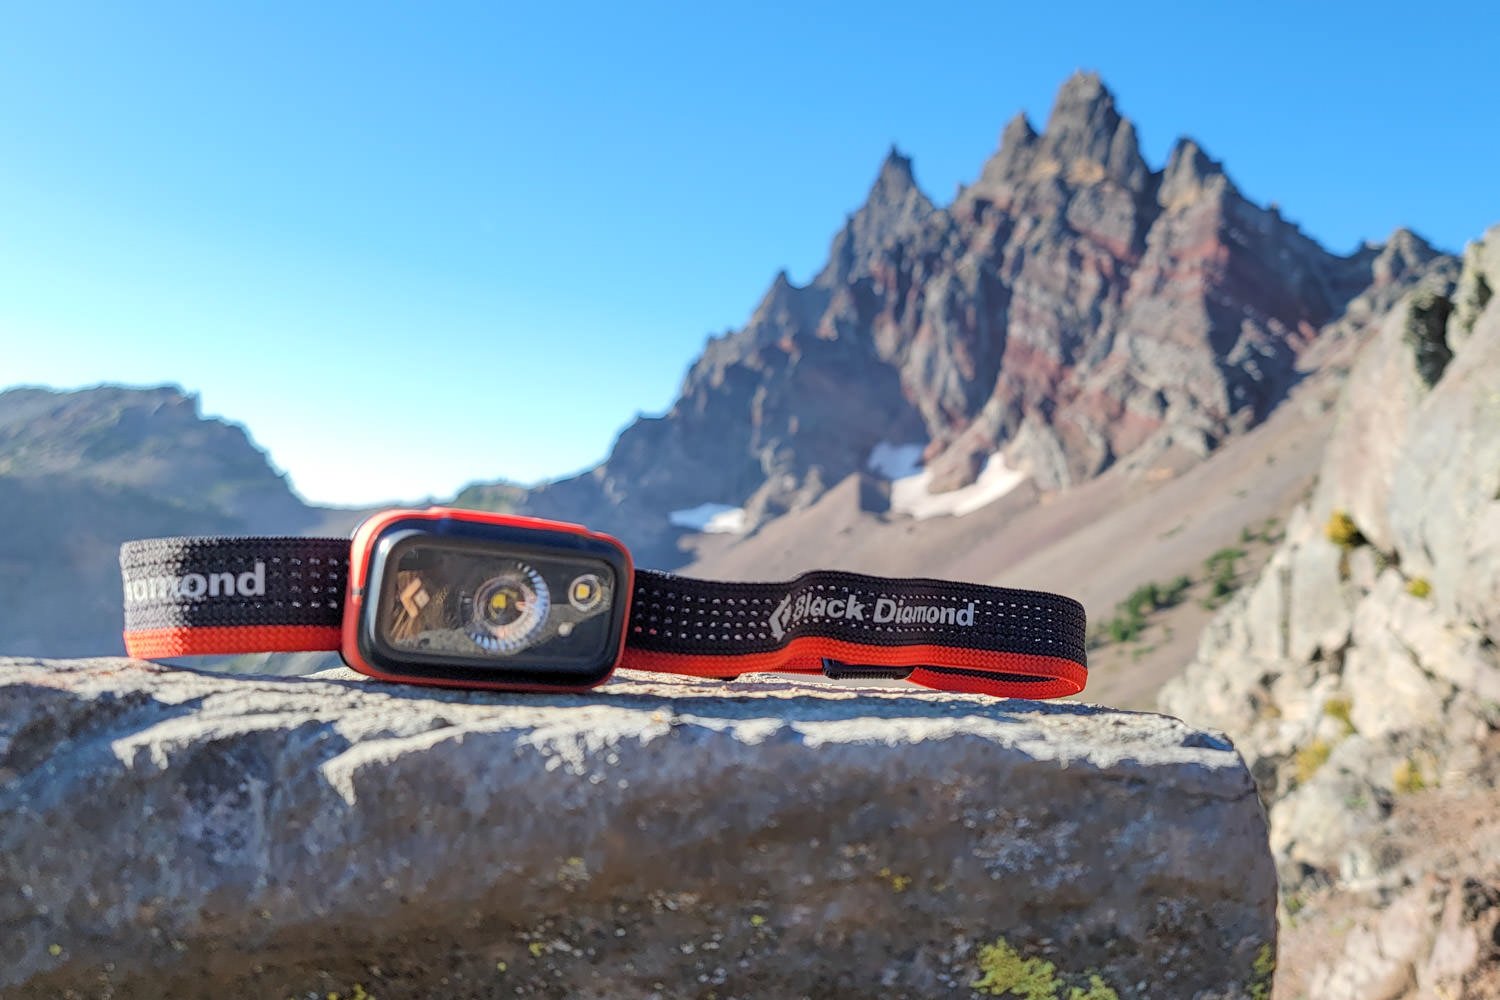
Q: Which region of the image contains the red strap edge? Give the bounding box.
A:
[620,637,1085,699]
[124,625,343,659]
[124,629,1086,699]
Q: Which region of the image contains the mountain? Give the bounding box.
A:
[486,72,1448,570]
[0,385,361,656]
[1160,227,1500,995]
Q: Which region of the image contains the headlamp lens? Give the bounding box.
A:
[466,562,550,653]
[377,541,615,664]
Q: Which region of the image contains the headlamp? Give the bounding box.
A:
[120,507,1089,698]
[350,509,630,688]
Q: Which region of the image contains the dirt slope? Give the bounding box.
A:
[684,379,1339,709]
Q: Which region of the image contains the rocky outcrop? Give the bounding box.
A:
[496,72,1449,568]
[1160,224,1500,997]
[2,657,1276,999]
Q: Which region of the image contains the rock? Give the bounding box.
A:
[1,657,1277,1000]
[1307,872,1500,1000]
[1158,221,1500,994]
[1308,882,1434,1000]
[818,145,938,288]
[1386,237,1500,637]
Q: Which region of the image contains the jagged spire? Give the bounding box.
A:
[981,112,1040,183]
[976,73,1146,191]
[1370,227,1442,286]
[1159,137,1227,208]
[1040,71,1139,175]
[873,144,917,192]
[814,145,936,287]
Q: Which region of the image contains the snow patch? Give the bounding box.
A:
[889,452,1027,520]
[669,503,748,534]
[866,442,925,480]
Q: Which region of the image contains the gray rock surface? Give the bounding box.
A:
[1160,223,1500,997]
[2,657,1275,999]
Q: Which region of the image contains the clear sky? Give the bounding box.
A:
[2,1,1494,506]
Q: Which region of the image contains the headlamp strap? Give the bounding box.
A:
[120,536,1087,699]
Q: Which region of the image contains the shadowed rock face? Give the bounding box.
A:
[1,657,1276,999]
[506,72,1447,568]
[1160,224,1500,997]
[0,386,311,657]
[0,385,367,657]
[0,385,308,530]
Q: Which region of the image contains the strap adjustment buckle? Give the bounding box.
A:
[820,658,914,682]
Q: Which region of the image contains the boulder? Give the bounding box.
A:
[1,657,1276,999]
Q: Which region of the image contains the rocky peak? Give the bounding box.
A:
[817,145,935,287]
[972,72,1147,194]
[1000,111,1039,151]
[1038,71,1148,189]
[975,112,1040,189]
[1158,137,1227,209]
[1369,226,1443,287]
[870,144,920,201]
[745,268,823,340]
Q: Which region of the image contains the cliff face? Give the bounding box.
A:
[1160,226,1500,997]
[507,72,1446,568]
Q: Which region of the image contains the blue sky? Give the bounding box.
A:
[2,1,1494,505]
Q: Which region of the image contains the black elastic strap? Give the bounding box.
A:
[120,536,1088,697]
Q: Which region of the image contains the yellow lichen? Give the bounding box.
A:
[970,939,1125,999]
[528,941,545,958]
[1250,943,1275,1000]
[1325,511,1365,549]
[1323,698,1356,736]
[1294,739,1332,784]
[1405,576,1432,599]
[1068,975,1119,1000]
[1394,758,1428,794]
[972,938,1060,998]
[749,914,766,927]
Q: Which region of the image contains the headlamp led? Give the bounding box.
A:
[120,507,1089,698]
